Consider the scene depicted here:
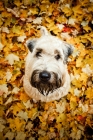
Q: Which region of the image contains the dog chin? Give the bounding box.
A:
[32,82,59,96]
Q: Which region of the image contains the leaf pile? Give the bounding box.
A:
[0,0,93,139]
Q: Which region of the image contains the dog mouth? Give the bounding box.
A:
[30,70,61,96]
[32,82,56,96]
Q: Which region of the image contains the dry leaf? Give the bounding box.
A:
[5,131,14,140]
[5,54,19,65]
[17,111,28,121]
[0,0,93,139]
[16,131,26,140]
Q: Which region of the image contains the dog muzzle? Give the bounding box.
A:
[30,70,61,96]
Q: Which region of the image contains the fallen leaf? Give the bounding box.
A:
[82,64,93,76]
[12,25,24,35]
[17,35,26,42]
[0,123,5,132]
[25,121,33,132]
[7,117,26,131]
[0,84,8,94]
[61,32,71,39]
[76,56,83,67]
[56,113,67,123]
[17,111,28,122]
[5,131,14,140]
[79,101,88,113]
[68,18,76,25]
[56,100,66,113]
[23,100,33,109]
[16,131,26,140]
[74,88,81,97]
[5,70,12,81]
[81,21,88,26]
[1,27,10,33]
[33,17,42,24]
[85,87,93,99]
[5,54,19,65]
[12,103,25,115]
[12,87,20,94]
[5,96,13,105]
[0,42,4,50]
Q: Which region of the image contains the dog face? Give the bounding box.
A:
[24,27,73,101]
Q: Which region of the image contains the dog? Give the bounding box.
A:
[23,27,73,102]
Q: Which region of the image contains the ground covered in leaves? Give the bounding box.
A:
[0,0,93,139]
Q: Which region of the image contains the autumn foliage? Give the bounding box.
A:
[0,0,93,139]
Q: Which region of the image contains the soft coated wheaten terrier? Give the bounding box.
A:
[23,27,73,102]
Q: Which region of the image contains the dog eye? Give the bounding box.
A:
[36,51,41,57]
[55,54,61,60]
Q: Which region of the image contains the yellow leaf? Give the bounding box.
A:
[11,25,24,35]
[0,70,6,84]
[45,17,60,35]
[19,92,30,102]
[80,38,88,44]
[85,87,93,99]
[39,4,47,13]
[50,27,60,35]
[12,103,24,115]
[0,1,4,11]
[39,121,48,131]
[28,107,37,118]
[20,9,28,18]
[23,0,32,5]
[76,56,83,67]
[71,79,83,88]
[70,95,77,102]
[29,7,39,15]
[84,58,93,69]
[79,73,88,85]
[1,11,12,18]
[0,109,4,117]
[73,66,81,75]
[70,101,77,110]
[0,20,3,26]
[45,17,53,23]
[11,70,21,81]
[74,37,81,44]
[14,0,22,6]
[48,4,55,14]
[79,48,88,57]
[70,121,75,128]
[73,5,83,15]
[57,16,67,23]
[55,123,62,131]
[62,7,73,17]
[0,97,3,105]
[50,127,54,132]
[80,0,90,6]
[83,25,92,32]
[88,5,93,12]
[7,117,26,132]
[57,113,67,123]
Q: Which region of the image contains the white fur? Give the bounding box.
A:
[23,28,73,102]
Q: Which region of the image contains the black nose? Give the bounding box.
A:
[39,71,51,82]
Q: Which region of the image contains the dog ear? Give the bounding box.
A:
[26,39,37,52]
[63,42,74,63]
[40,26,49,36]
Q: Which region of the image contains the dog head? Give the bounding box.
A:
[25,27,73,96]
